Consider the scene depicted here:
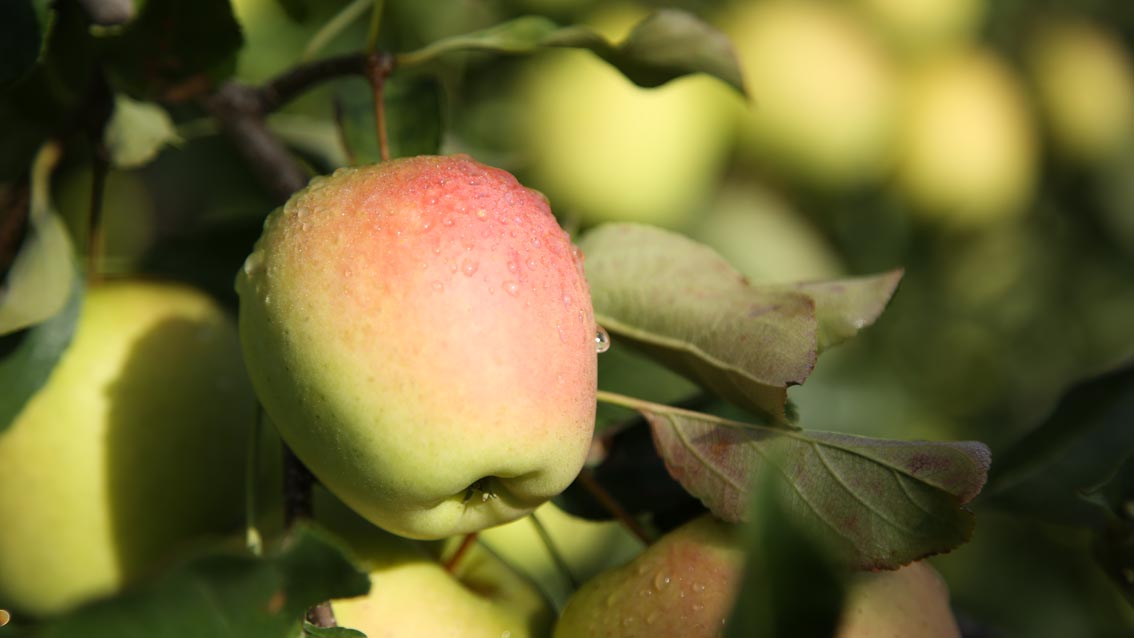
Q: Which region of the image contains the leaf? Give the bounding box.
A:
[726,473,844,638]
[580,223,817,421]
[303,623,367,638]
[986,361,1134,529]
[0,143,76,335]
[104,94,181,168]
[99,0,243,98]
[0,0,51,87]
[397,10,746,95]
[776,269,904,352]
[634,401,990,569]
[335,73,443,163]
[37,525,370,638]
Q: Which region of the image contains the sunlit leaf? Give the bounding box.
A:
[37,525,370,638]
[104,94,181,168]
[630,400,990,568]
[776,269,904,352]
[580,223,817,421]
[397,10,746,95]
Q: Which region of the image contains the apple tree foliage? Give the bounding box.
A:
[2,0,1131,636]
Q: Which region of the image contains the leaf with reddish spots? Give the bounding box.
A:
[636,402,990,569]
[580,223,817,422]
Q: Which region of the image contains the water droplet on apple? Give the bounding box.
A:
[693,582,706,593]
[526,257,538,270]
[507,260,518,273]
[531,236,542,248]
[653,573,671,591]
[504,281,520,296]
[461,259,479,277]
[646,611,659,625]
[431,281,444,293]
[442,217,454,227]
[595,326,611,353]
[476,209,488,220]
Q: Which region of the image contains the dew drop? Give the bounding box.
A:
[507,261,518,273]
[595,326,611,353]
[557,322,567,344]
[692,582,706,593]
[653,573,671,591]
[461,259,479,277]
[504,281,520,296]
[476,209,489,220]
[646,612,659,625]
[442,217,454,227]
[431,281,444,293]
[526,258,538,270]
[531,236,542,248]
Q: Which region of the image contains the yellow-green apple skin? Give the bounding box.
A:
[314,486,554,638]
[553,515,961,638]
[1025,19,1134,165]
[236,154,598,541]
[0,281,256,617]
[721,0,899,190]
[516,4,738,229]
[853,0,986,55]
[895,48,1038,228]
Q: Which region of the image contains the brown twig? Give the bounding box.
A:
[443,532,479,574]
[257,53,370,114]
[577,468,655,545]
[305,601,338,629]
[365,52,396,162]
[86,146,108,283]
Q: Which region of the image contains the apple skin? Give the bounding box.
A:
[0,281,256,617]
[236,154,598,541]
[553,515,960,638]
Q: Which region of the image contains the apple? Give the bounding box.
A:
[553,515,960,638]
[720,0,899,190]
[311,486,554,637]
[894,48,1038,228]
[236,154,598,541]
[1025,18,1134,165]
[0,280,257,617]
[514,3,739,229]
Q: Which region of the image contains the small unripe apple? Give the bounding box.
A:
[721,0,899,190]
[895,48,1038,228]
[0,281,256,617]
[1025,18,1134,165]
[554,515,961,638]
[853,0,986,55]
[236,154,598,540]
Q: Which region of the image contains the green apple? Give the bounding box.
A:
[553,515,960,637]
[0,281,256,617]
[236,154,598,541]
[1025,18,1134,165]
[515,4,739,229]
[895,48,1038,228]
[721,0,899,190]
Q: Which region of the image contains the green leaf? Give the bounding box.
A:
[775,269,904,352]
[0,144,76,335]
[986,361,1134,529]
[726,470,844,638]
[0,0,51,87]
[104,94,181,168]
[595,344,700,433]
[303,623,367,638]
[100,0,243,98]
[37,525,370,638]
[335,73,442,163]
[397,10,746,95]
[580,223,817,421]
[630,400,990,569]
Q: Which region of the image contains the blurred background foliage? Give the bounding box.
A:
[4,0,1133,635]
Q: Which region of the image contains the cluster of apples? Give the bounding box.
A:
[0,154,962,635]
[516,0,1133,233]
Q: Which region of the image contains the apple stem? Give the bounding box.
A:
[365,52,396,163]
[577,468,655,546]
[528,513,579,589]
[443,532,479,574]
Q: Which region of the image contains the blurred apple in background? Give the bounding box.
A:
[53,167,155,276]
[894,48,1038,228]
[690,182,843,284]
[852,0,986,55]
[0,281,256,617]
[720,0,898,191]
[515,3,739,229]
[1025,18,1134,166]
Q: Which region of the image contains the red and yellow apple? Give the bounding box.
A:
[236,154,598,540]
